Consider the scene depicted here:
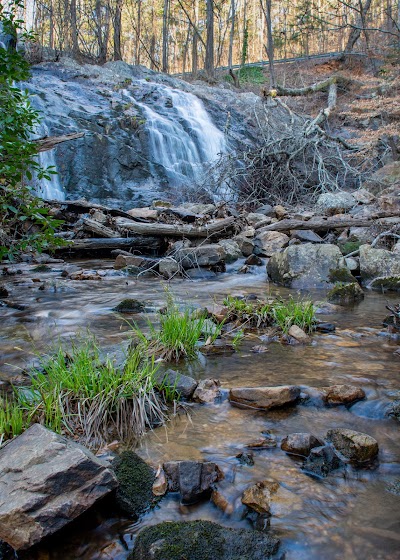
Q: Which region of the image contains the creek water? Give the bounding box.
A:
[1,260,399,560]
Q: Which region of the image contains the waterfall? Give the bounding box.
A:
[126,85,226,196]
[33,124,65,202]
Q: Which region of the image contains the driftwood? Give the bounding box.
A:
[114,216,235,238]
[257,211,400,233]
[56,236,165,253]
[34,133,85,152]
[56,200,144,221]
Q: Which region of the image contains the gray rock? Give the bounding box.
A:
[229,385,300,411]
[159,258,180,279]
[326,428,379,463]
[245,254,263,266]
[163,461,223,504]
[0,424,117,550]
[267,243,353,288]
[185,268,217,280]
[256,204,275,217]
[154,369,198,399]
[246,213,268,225]
[218,239,242,263]
[302,445,343,478]
[254,231,289,257]
[175,244,226,269]
[351,188,375,204]
[281,433,324,457]
[327,282,364,304]
[359,244,400,290]
[316,192,355,215]
[233,234,255,257]
[290,230,324,243]
[192,378,221,403]
[130,520,280,560]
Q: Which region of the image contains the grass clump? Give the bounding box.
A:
[224,66,265,86]
[132,291,222,362]
[222,295,316,334]
[15,334,165,446]
[0,397,26,443]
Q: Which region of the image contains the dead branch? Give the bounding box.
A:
[34,133,85,152]
[262,75,353,98]
[113,216,235,238]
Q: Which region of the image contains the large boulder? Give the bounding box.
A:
[316,191,355,215]
[281,433,324,457]
[130,520,280,560]
[163,461,223,505]
[267,243,354,289]
[229,385,300,411]
[253,231,289,257]
[113,451,155,517]
[326,428,379,463]
[0,424,117,550]
[359,244,400,290]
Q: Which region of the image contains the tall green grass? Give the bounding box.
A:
[15,335,165,446]
[0,398,26,443]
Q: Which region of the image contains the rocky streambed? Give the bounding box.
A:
[0,256,399,560]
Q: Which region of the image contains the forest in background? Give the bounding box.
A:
[21,0,400,77]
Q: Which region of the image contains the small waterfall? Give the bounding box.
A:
[127,85,226,195]
[33,125,65,201]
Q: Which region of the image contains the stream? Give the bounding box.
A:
[1,260,399,560]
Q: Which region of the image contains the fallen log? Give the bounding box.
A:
[34,133,85,152]
[81,218,119,238]
[257,212,400,233]
[55,236,165,253]
[51,200,145,221]
[114,216,235,238]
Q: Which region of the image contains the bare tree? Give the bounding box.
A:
[162,0,169,72]
[260,0,276,87]
[205,0,214,79]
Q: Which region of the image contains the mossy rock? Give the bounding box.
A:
[338,241,361,256]
[327,282,364,304]
[130,520,280,560]
[114,299,145,313]
[32,264,52,272]
[113,451,155,517]
[328,267,355,283]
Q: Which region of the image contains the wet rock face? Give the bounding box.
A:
[163,461,223,505]
[326,428,379,463]
[112,451,155,517]
[267,243,354,289]
[0,424,118,550]
[281,433,324,457]
[130,520,280,560]
[327,282,364,304]
[229,385,301,411]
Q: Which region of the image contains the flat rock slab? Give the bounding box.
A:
[0,424,117,550]
[326,428,379,463]
[281,433,324,457]
[130,520,280,560]
[229,385,301,411]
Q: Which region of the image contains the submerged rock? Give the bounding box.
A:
[321,384,366,405]
[267,243,353,289]
[327,282,364,304]
[242,479,301,517]
[163,461,223,505]
[326,428,379,463]
[281,433,324,457]
[302,445,343,478]
[229,385,301,411]
[130,520,280,560]
[0,424,117,550]
[287,325,310,343]
[113,451,155,517]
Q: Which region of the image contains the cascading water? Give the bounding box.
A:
[124,84,227,197]
[33,124,65,201]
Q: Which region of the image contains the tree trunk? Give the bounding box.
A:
[114,216,235,238]
[343,0,373,55]
[113,0,123,61]
[162,0,169,73]
[261,0,276,88]
[228,0,235,69]
[70,0,79,57]
[205,0,214,79]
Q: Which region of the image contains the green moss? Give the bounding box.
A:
[328,267,355,283]
[32,264,51,272]
[327,282,364,304]
[338,241,361,255]
[114,299,145,313]
[113,451,155,517]
[130,520,280,560]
